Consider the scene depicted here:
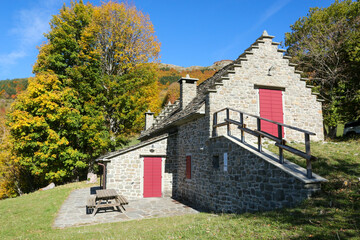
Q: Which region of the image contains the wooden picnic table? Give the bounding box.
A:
[90,189,128,216]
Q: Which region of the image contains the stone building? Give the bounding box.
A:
[97,31,327,213]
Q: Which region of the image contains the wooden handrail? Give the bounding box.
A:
[213,108,316,178]
[213,107,316,135]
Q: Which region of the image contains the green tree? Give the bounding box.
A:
[104,63,161,144]
[7,0,160,191]
[285,0,360,137]
[7,73,110,191]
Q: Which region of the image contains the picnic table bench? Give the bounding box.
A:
[86,189,128,216]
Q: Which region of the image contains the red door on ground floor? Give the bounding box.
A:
[259,88,284,137]
[143,157,162,197]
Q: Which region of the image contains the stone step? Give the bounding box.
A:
[206,88,217,93]
[226,70,236,74]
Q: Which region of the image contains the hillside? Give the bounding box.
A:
[0,61,227,108]
[0,78,28,99]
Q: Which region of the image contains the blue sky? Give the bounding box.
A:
[0,0,335,80]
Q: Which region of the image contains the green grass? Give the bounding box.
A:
[0,140,359,239]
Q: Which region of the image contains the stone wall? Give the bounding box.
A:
[173,131,324,213]
[106,137,173,200]
[208,35,324,142]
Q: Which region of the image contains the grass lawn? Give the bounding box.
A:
[0,140,359,239]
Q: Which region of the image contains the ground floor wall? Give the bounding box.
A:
[173,134,323,213]
[106,137,174,200]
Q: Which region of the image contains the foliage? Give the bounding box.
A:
[158,67,217,105]
[89,1,160,75]
[7,73,106,190]
[158,75,181,85]
[285,0,360,137]
[103,63,161,144]
[0,140,359,239]
[0,109,19,199]
[0,78,28,99]
[6,0,161,192]
[162,81,180,106]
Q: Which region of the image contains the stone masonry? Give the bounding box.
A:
[207,31,324,141]
[105,136,173,200]
[173,134,324,213]
[101,31,327,213]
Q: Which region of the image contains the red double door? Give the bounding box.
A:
[143,157,162,198]
[259,89,284,137]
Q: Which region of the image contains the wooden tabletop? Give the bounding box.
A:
[96,189,118,199]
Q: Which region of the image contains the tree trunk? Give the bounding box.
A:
[325,125,338,139]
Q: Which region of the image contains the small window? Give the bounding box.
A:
[223,152,228,172]
[186,155,191,179]
[212,155,219,169]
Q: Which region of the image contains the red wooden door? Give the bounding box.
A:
[259,89,284,137]
[143,157,162,197]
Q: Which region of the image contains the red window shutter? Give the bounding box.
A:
[186,156,191,179]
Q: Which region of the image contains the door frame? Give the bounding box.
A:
[256,85,286,138]
[141,156,165,198]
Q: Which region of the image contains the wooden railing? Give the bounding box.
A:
[213,108,317,178]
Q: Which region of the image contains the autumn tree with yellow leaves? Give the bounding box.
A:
[7,0,160,192]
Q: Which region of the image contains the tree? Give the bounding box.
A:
[88,1,160,75]
[87,1,161,141]
[0,110,20,198]
[7,0,160,191]
[104,63,161,144]
[7,73,109,190]
[285,0,360,137]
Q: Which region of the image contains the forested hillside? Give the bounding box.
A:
[0,63,221,108]
[0,78,28,99]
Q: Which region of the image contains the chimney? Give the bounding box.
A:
[144,110,154,130]
[178,74,199,109]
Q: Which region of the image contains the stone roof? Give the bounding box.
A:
[97,134,169,161]
[139,31,282,140]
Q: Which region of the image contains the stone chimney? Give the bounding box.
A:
[178,74,198,109]
[144,110,154,130]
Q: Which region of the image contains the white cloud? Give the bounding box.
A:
[253,0,292,29]
[0,0,62,77]
[214,0,291,60]
[10,9,50,47]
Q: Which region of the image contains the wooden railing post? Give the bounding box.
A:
[305,133,312,178]
[257,118,262,152]
[226,108,230,136]
[213,112,218,137]
[240,113,244,143]
[278,125,284,164]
